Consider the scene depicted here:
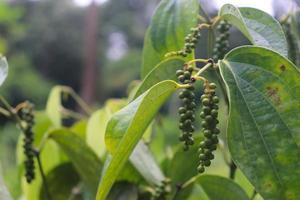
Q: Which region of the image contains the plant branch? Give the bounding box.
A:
[62,87,93,115]
[35,150,52,200]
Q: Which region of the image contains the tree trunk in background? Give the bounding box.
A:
[80,0,98,105]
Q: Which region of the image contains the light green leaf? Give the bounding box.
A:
[49,129,102,195]
[0,55,8,86]
[130,142,164,185]
[97,80,179,200]
[46,86,64,127]
[86,109,110,158]
[219,4,288,57]
[196,175,249,200]
[219,46,300,199]
[141,0,199,78]
[0,168,12,200]
[39,163,80,200]
[134,57,185,99]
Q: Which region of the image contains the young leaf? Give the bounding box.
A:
[141,0,199,78]
[46,86,63,127]
[219,4,288,57]
[219,46,300,199]
[49,129,102,195]
[97,80,179,200]
[0,55,8,86]
[134,57,185,99]
[196,175,249,200]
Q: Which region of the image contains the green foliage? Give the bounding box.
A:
[220,46,300,199]
[219,4,288,56]
[141,0,199,77]
[1,1,300,200]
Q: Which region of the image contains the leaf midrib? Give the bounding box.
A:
[227,64,285,188]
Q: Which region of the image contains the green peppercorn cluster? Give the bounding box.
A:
[197,83,220,173]
[166,27,201,57]
[176,66,196,150]
[151,178,171,200]
[212,20,231,62]
[19,103,36,183]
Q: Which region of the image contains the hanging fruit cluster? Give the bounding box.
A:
[197,82,220,173]
[212,20,231,61]
[150,178,171,200]
[176,65,196,151]
[18,102,36,183]
[166,26,201,57]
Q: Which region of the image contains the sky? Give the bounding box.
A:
[73,0,274,14]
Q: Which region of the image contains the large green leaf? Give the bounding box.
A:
[49,129,102,195]
[141,0,199,78]
[219,46,300,199]
[39,163,80,200]
[134,57,184,99]
[0,55,8,86]
[0,170,12,200]
[97,80,179,200]
[196,175,249,200]
[219,4,288,57]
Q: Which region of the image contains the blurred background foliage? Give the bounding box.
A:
[0,0,299,199]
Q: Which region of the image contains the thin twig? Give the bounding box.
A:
[35,150,52,200]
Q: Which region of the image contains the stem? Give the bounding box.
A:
[35,150,52,200]
[199,5,211,23]
[207,27,215,57]
[61,108,86,120]
[194,62,213,77]
[187,58,209,65]
[229,161,237,180]
[0,107,10,117]
[62,87,93,115]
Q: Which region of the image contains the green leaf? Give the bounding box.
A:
[107,182,138,200]
[219,46,300,199]
[134,57,185,99]
[141,0,199,78]
[219,4,288,57]
[39,163,80,200]
[97,80,179,200]
[49,129,102,195]
[0,170,12,200]
[196,175,249,200]
[130,142,164,185]
[46,86,64,127]
[86,109,109,158]
[0,55,8,86]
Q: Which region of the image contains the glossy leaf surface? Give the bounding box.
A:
[219,4,288,57]
[220,46,300,199]
[141,0,198,77]
[97,80,179,200]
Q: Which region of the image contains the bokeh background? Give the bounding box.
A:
[0,0,298,198]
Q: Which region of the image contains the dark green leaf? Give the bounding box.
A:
[107,182,138,200]
[220,46,300,199]
[197,175,249,200]
[219,4,288,56]
[141,0,199,78]
[97,80,179,200]
[49,129,102,195]
[39,163,80,200]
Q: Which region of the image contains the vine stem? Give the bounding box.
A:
[0,96,52,199]
[35,150,52,200]
[193,62,213,77]
[62,87,93,115]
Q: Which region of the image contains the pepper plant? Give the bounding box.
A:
[0,1,299,200]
